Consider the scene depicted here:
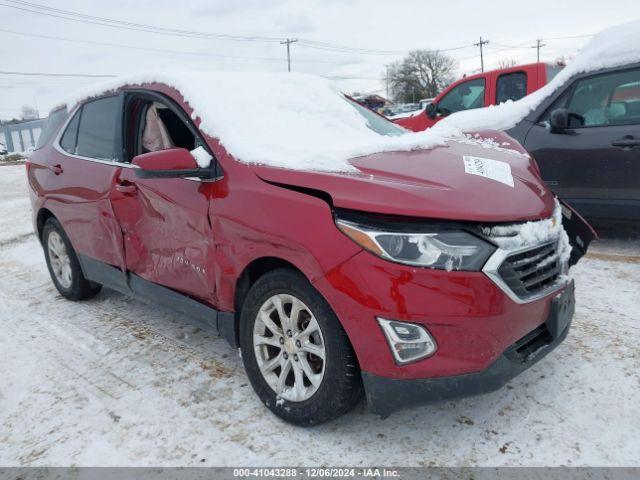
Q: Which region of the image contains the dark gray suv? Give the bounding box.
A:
[507,62,640,222]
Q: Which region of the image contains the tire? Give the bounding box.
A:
[239,268,362,426]
[42,217,102,301]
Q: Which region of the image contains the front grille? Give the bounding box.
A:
[497,241,562,300]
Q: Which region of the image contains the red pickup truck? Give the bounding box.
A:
[395,62,563,131]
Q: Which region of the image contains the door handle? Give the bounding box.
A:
[48,164,63,175]
[116,183,137,194]
[612,135,640,148]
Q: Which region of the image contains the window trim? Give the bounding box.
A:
[54,94,132,168]
[495,71,528,105]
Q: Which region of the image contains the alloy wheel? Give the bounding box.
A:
[47,231,73,289]
[253,293,326,402]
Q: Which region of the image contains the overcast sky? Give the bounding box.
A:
[1,0,638,119]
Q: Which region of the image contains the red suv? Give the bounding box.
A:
[27,75,594,426]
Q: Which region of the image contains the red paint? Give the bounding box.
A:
[28,82,579,383]
[395,62,556,132]
[132,148,197,171]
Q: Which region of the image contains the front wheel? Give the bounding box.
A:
[239,269,362,426]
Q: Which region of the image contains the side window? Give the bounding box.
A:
[496,72,527,104]
[75,96,120,160]
[60,109,81,154]
[35,108,68,150]
[610,79,640,125]
[126,98,199,161]
[565,68,640,127]
[437,78,486,116]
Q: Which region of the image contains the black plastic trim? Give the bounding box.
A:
[78,255,237,345]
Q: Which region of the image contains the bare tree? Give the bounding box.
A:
[20,105,38,120]
[497,58,517,69]
[387,50,457,103]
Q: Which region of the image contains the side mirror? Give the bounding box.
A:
[426,102,438,119]
[132,148,214,179]
[549,108,585,133]
[549,108,569,132]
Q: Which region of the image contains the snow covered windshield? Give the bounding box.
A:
[347,99,405,137]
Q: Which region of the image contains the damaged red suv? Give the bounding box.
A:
[27,72,594,426]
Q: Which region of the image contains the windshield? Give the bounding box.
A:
[347,99,406,137]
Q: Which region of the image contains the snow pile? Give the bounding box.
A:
[189,146,212,168]
[61,72,480,173]
[438,21,640,133]
[483,199,572,265]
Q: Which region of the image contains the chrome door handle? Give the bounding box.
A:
[116,183,137,194]
[49,164,63,175]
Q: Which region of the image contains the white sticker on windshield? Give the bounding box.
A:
[463,156,514,188]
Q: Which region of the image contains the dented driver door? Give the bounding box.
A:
[109,92,218,304]
[110,167,217,303]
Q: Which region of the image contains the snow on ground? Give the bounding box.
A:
[0,164,639,466]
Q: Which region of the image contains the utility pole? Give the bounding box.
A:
[280,38,298,72]
[531,39,546,63]
[474,36,490,72]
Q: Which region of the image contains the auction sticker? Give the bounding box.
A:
[463,155,514,187]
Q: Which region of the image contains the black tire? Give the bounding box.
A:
[42,217,102,301]
[239,268,362,426]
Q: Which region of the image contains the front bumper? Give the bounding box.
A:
[363,281,575,417]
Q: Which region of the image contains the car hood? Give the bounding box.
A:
[251,132,555,223]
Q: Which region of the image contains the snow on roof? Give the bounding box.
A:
[439,21,640,133]
[62,71,485,173]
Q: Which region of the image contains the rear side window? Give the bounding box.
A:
[35,108,68,150]
[496,72,527,104]
[60,110,80,154]
[76,96,120,160]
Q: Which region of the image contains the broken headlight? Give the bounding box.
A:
[336,218,495,271]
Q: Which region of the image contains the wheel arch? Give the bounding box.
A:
[36,207,57,243]
[234,257,304,317]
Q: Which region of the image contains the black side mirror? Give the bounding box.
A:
[549,108,569,132]
[426,102,438,119]
[549,108,585,133]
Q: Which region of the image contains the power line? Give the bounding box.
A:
[0,28,362,66]
[0,0,284,43]
[0,0,474,58]
[0,70,384,82]
[0,70,116,78]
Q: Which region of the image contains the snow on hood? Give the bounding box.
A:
[438,21,640,133]
[61,71,524,173]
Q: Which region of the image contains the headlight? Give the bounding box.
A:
[336,218,495,271]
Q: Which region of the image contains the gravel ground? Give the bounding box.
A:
[0,164,638,466]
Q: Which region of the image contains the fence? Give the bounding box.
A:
[0,118,46,153]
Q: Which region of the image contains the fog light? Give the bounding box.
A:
[377,318,437,364]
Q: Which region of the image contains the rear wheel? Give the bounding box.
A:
[42,218,101,300]
[239,269,362,426]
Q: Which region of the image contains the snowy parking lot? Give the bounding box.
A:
[0,163,638,467]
